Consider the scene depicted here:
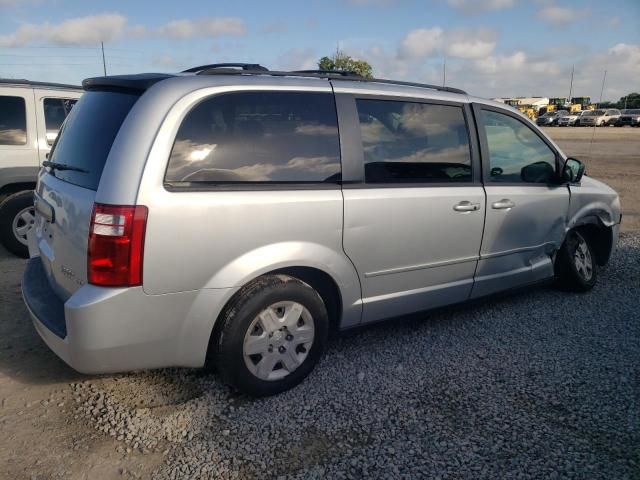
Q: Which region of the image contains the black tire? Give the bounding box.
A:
[210,274,329,396]
[555,229,597,292]
[0,190,34,258]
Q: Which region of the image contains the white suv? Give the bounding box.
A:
[0,79,82,257]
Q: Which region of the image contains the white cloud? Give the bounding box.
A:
[398,27,443,59]
[445,29,497,59]
[0,14,246,47]
[273,48,318,71]
[158,17,245,39]
[0,13,127,46]
[446,0,516,15]
[397,27,497,60]
[537,6,590,27]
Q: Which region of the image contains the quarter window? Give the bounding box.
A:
[356,99,472,183]
[0,95,27,146]
[481,110,556,184]
[43,98,78,145]
[166,92,341,184]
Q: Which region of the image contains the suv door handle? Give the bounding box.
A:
[492,199,515,210]
[453,201,481,212]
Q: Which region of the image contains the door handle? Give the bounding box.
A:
[491,199,515,210]
[453,201,481,212]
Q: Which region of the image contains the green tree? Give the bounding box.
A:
[318,50,373,78]
[619,92,640,109]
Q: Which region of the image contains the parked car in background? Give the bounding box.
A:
[615,109,640,127]
[574,110,591,127]
[0,79,81,257]
[580,109,621,127]
[22,65,621,396]
[557,111,583,127]
[536,110,569,126]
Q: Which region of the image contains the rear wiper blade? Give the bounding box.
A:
[42,160,89,174]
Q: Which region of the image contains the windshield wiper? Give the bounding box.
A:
[42,160,89,174]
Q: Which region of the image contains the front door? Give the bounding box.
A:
[472,104,570,298]
[340,96,485,323]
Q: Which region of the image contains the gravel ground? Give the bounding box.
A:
[61,234,639,479]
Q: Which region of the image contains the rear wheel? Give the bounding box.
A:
[211,274,329,396]
[555,229,597,292]
[0,191,35,258]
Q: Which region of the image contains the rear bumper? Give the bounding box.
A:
[22,257,233,374]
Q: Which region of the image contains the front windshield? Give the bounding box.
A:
[624,109,640,114]
[586,110,605,116]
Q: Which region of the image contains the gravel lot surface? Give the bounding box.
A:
[0,127,638,479]
[2,234,639,479]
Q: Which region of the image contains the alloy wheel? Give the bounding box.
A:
[12,206,35,246]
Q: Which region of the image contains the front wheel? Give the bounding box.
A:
[0,191,35,258]
[555,230,597,292]
[211,274,329,396]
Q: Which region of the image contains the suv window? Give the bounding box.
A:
[43,98,78,145]
[481,110,556,184]
[48,91,139,190]
[355,99,471,183]
[166,92,341,184]
[0,95,27,146]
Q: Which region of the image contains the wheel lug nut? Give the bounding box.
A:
[268,346,273,353]
[278,346,286,353]
[286,334,293,341]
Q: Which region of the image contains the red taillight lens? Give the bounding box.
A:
[88,203,148,287]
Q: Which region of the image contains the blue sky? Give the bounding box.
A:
[1,0,638,100]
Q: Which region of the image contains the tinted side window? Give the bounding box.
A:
[356,99,471,183]
[166,92,341,184]
[482,110,556,184]
[0,96,27,146]
[44,98,78,145]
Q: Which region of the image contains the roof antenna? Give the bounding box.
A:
[442,53,446,87]
[101,41,107,76]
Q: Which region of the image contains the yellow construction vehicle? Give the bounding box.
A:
[504,99,536,120]
[571,96,594,111]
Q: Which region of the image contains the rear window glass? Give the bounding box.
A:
[43,98,78,145]
[0,95,27,146]
[48,91,138,190]
[165,91,341,184]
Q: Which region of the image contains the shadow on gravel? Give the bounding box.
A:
[0,244,84,385]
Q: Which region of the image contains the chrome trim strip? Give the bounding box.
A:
[364,255,479,278]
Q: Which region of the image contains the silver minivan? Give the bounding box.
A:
[22,64,621,396]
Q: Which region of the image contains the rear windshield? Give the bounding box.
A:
[48,90,139,190]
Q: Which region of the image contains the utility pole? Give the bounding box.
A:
[101,41,107,76]
[568,65,574,104]
[597,70,607,109]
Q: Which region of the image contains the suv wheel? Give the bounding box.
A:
[211,274,328,396]
[555,229,597,292]
[0,191,35,258]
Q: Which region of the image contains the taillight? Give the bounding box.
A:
[88,204,148,287]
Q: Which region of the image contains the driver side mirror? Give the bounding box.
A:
[562,157,585,183]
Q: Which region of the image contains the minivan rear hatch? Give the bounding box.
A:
[34,90,139,300]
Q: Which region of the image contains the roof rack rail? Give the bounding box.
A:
[182,63,269,74]
[0,78,81,90]
[292,69,361,77]
[182,65,467,95]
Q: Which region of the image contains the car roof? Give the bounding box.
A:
[0,78,82,91]
[82,64,478,103]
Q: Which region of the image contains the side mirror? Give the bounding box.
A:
[562,157,585,183]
